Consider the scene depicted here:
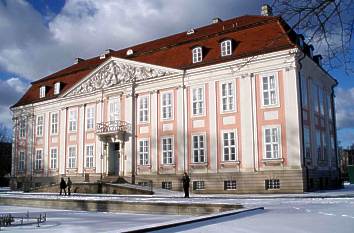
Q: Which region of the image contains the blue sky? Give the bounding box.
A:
[0,0,353,147]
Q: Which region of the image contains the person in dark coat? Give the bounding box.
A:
[67,177,72,196]
[182,172,190,198]
[59,177,67,196]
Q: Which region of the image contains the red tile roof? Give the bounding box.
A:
[13,15,297,108]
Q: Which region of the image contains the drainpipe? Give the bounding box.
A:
[131,78,137,184]
[182,70,187,172]
[297,50,308,191]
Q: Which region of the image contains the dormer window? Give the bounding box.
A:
[39,86,46,98]
[54,82,61,95]
[221,40,232,57]
[192,47,202,63]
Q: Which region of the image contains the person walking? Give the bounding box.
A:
[59,177,67,196]
[67,177,72,196]
[182,172,190,198]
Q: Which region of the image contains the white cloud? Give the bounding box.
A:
[0,0,260,81]
[335,87,354,129]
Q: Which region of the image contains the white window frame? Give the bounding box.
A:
[312,83,320,113]
[36,115,44,137]
[192,133,206,163]
[224,180,237,190]
[138,139,149,165]
[192,47,202,63]
[51,112,58,135]
[221,40,232,57]
[222,130,238,161]
[319,88,325,116]
[50,147,58,169]
[19,118,26,139]
[19,151,25,171]
[263,125,281,159]
[138,95,149,123]
[108,97,120,122]
[54,82,61,95]
[85,145,94,168]
[68,109,77,132]
[68,146,77,168]
[220,80,236,112]
[193,181,205,190]
[161,136,174,165]
[191,86,205,116]
[86,106,95,130]
[35,149,43,170]
[161,91,173,120]
[261,73,279,107]
[39,86,46,98]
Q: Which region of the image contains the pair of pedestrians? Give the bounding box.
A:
[59,177,72,196]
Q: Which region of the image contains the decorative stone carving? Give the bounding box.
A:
[69,60,178,96]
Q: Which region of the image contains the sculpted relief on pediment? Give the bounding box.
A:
[69,60,179,96]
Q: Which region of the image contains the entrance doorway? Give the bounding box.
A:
[108,142,120,175]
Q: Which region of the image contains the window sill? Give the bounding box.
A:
[159,164,175,170]
[260,104,280,109]
[138,165,151,170]
[84,167,96,172]
[190,163,208,169]
[262,158,284,165]
[220,161,240,168]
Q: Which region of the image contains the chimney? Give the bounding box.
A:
[212,17,222,24]
[100,49,113,59]
[313,55,323,66]
[261,4,273,16]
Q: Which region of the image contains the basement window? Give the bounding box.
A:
[162,181,172,190]
[265,179,280,190]
[193,181,205,190]
[39,86,46,98]
[224,180,237,190]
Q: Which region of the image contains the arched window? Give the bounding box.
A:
[221,40,232,56]
[192,47,202,63]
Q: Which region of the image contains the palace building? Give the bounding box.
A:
[11,7,340,193]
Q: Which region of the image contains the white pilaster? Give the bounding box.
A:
[208,81,217,172]
[59,108,67,175]
[176,86,184,173]
[78,105,85,174]
[96,99,102,174]
[150,91,158,173]
[125,94,132,175]
[251,75,259,171]
[44,112,49,176]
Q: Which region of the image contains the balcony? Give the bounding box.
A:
[96,120,132,135]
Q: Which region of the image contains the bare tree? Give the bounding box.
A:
[0,123,11,143]
[272,0,354,74]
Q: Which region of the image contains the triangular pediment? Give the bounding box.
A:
[64,57,182,97]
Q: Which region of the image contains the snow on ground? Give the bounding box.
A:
[1,184,354,232]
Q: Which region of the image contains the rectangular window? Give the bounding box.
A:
[162,181,172,190]
[162,137,173,164]
[327,95,333,120]
[139,96,149,123]
[301,78,308,108]
[36,115,44,137]
[54,82,61,95]
[321,133,327,161]
[68,146,76,168]
[262,74,278,106]
[139,139,149,165]
[51,113,58,134]
[161,92,173,120]
[224,180,237,190]
[192,87,204,115]
[223,131,237,161]
[192,47,202,63]
[109,97,120,121]
[86,107,95,129]
[19,118,26,138]
[263,126,281,159]
[19,151,25,171]
[304,127,311,158]
[50,148,57,169]
[316,130,322,160]
[221,40,232,56]
[313,84,319,113]
[265,179,280,190]
[86,145,94,168]
[319,89,325,116]
[192,135,205,163]
[69,110,77,132]
[221,81,235,112]
[193,181,205,190]
[35,149,43,170]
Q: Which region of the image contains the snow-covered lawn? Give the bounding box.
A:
[1,184,353,232]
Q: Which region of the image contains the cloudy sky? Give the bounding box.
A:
[0,0,353,147]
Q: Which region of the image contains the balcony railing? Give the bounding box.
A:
[96,120,132,134]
